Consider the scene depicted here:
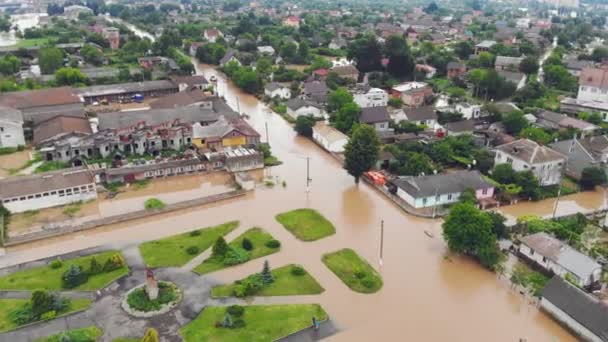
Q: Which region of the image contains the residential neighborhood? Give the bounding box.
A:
[1,0,608,341]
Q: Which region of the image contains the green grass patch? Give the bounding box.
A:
[62,202,83,217]
[275,208,336,241]
[35,326,102,342]
[194,227,280,275]
[144,198,165,210]
[0,298,92,333]
[212,264,324,297]
[139,221,239,268]
[13,38,53,48]
[180,304,328,342]
[34,161,68,174]
[126,281,181,312]
[510,263,550,297]
[132,179,150,190]
[0,251,129,291]
[322,248,383,293]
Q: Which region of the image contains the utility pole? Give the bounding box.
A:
[306,157,311,193]
[552,186,562,219]
[379,220,384,267]
[265,122,269,144]
[236,96,241,115]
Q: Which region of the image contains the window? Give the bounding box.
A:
[482,188,487,195]
[0,127,3,132]
[50,191,56,195]
[447,194,453,200]
[35,194,41,198]
[506,157,513,164]
[43,192,49,197]
[530,248,535,255]
[27,195,33,199]
[542,256,547,262]
[436,195,440,201]
[19,197,25,200]
[422,198,427,205]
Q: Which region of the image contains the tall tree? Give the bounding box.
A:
[343,125,380,183]
[39,47,63,74]
[347,35,382,73]
[442,203,502,270]
[327,87,353,112]
[385,35,414,79]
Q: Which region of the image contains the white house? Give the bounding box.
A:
[312,121,348,153]
[519,232,603,288]
[359,107,391,132]
[353,87,388,108]
[391,170,494,209]
[286,98,324,119]
[264,82,291,100]
[0,167,98,213]
[257,46,275,56]
[204,28,223,43]
[577,66,608,103]
[494,139,566,186]
[454,103,482,120]
[0,106,25,148]
[540,277,608,342]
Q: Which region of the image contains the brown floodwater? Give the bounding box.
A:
[0,63,586,341]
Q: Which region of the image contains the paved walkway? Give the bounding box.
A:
[181,227,244,271]
[278,320,339,342]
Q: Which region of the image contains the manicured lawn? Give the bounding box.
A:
[0,251,129,291]
[193,227,279,275]
[322,248,383,294]
[275,209,335,241]
[139,221,239,268]
[13,38,52,48]
[211,264,324,297]
[0,298,92,333]
[180,304,327,342]
[35,326,102,342]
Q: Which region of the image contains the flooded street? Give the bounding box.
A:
[0,13,45,47]
[0,63,585,341]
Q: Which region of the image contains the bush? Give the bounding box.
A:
[189,230,201,237]
[88,257,103,275]
[10,302,34,325]
[223,247,250,266]
[233,274,264,297]
[265,239,281,249]
[291,265,306,276]
[62,265,88,289]
[233,319,246,328]
[31,290,54,318]
[212,237,229,258]
[103,253,125,272]
[49,258,63,269]
[144,198,166,210]
[241,238,253,251]
[226,305,244,317]
[186,246,200,255]
[126,282,179,312]
[40,310,56,321]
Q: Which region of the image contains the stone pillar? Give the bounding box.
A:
[145,268,158,300]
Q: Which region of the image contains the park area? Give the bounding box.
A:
[322,248,383,293]
[275,208,336,241]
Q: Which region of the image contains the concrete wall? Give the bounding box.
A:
[578,85,608,103]
[0,119,25,148]
[540,298,603,342]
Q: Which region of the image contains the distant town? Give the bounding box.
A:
[0,0,608,341]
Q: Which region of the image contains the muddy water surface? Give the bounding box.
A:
[0,64,585,341]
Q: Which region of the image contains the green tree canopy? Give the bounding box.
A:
[39,47,64,74]
[344,124,380,183]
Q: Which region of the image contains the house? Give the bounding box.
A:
[474,40,496,54]
[150,92,217,109]
[283,15,300,27]
[137,56,179,71]
[445,119,478,136]
[33,115,92,146]
[400,106,437,126]
[560,97,608,121]
[105,157,208,184]
[577,66,608,103]
[519,232,603,288]
[391,170,494,208]
[550,135,608,179]
[415,64,437,79]
[330,65,359,82]
[390,82,433,107]
[303,80,329,104]
[454,103,482,119]
[0,106,25,148]
[286,98,324,119]
[0,167,97,213]
[516,18,531,29]
[204,28,223,43]
[494,139,566,186]
[102,27,120,50]
[257,46,275,56]
[495,56,523,71]
[447,61,467,79]
[497,70,526,90]
[540,277,608,342]
[189,42,204,56]
[352,86,388,108]
[192,116,260,149]
[564,58,594,77]
[535,110,599,135]
[312,121,348,153]
[219,49,241,67]
[171,75,209,92]
[329,38,347,50]
[264,82,291,100]
[63,5,93,20]
[494,30,517,45]
[0,87,84,124]
[359,107,391,131]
